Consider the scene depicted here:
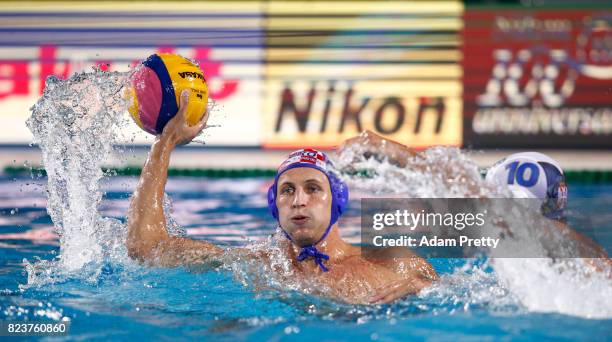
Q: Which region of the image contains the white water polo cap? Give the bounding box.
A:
[486,152,568,219]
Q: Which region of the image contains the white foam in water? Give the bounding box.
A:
[25,70,130,283]
[492,258,612,318]
[334,143,612,319]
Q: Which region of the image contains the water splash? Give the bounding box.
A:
[25,70,131,284]
[492,258,612,318]
[333,142,612,318]
[334,142,499,198]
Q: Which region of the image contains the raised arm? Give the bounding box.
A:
[338,130,416,168]
[338,130,483,195]
[127,90,223,267]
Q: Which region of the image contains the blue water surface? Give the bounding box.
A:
[0,176,610,341]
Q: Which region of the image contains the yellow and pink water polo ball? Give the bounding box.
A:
[127,53,208,135]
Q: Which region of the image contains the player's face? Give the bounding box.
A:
[276,167,332,247]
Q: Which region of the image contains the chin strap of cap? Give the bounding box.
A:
[279,222,332,272]
[297,246,330,272]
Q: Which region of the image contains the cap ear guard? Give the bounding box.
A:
[538,161,567,219]
[267,182,279,220]
[328,171,349,222]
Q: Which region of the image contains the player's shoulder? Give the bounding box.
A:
[364,246,437,279]
[362,246,428,270]
[362,245,417,259]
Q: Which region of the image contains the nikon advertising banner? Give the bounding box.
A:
[262,1,464,149]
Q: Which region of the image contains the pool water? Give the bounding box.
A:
[2,71,609,340]
[1,176,611,341]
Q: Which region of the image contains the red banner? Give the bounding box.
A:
[462,10,612,148]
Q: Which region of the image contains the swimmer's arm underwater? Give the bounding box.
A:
[127,91,223,267]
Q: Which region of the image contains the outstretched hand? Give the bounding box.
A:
[160,90,209,146]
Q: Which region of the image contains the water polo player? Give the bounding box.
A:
[486,152,609,269]
[126,92,437,305]
[339,130,610,270]
[340,130,569,219]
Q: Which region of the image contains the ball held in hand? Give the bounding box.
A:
[127,53,208,135]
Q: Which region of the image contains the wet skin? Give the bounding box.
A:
[126,91,437,304]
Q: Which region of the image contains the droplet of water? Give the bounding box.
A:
[283,325,299,334]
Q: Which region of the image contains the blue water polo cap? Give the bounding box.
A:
[267,149,349,271]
